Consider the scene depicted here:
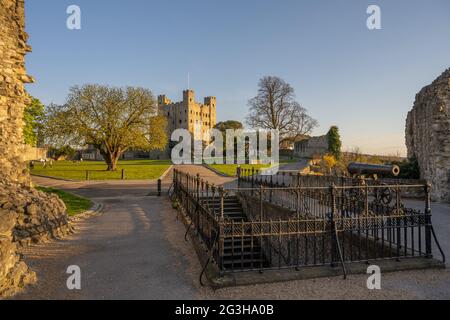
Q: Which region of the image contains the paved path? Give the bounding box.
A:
[278,158,310,172]
[11,168,450,300]
[15,177,199,299]
[174,164,235,185]
[406,201,450,267]
[249,159,311,186]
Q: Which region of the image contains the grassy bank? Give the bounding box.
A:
[31,160,172,181]
[36,186,93,216]
[207,159,298,177]
[208,164,270,176]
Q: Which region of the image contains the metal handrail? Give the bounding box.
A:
[334,224,348,279]
[199,231,220,286]
[431,225,446,263]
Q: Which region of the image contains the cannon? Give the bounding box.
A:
[347,162,401,206]
[347,162,400,180]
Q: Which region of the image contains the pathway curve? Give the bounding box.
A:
[14,176,200,299]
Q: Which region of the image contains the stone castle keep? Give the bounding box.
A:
[0,0,71,297]
[158,90,217,141]
[406,68,450,203]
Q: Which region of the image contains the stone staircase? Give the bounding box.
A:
[204,196,270,271]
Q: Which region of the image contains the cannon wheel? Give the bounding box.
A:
[379,187,393,205]
[371,183,394,206]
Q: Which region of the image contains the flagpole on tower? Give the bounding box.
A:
[187,72,190,90]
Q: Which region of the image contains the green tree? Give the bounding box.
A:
[43,84,168,171]
[392,157,420,179]
[327,126,342,160]
[214,120,243,133]
[23,97,45,146]
[48,146,76,161]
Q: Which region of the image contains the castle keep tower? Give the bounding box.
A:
[158,89,217,141]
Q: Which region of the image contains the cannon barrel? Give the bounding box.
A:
[348,162,400,177]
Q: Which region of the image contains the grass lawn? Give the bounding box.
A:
[208,164,270,176]
[208,158,298,177]
[30,160,172,181]
[36,186,93,216]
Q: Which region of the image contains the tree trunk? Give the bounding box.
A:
[103,151,120,171]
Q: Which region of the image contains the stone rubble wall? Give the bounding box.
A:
[1,181,73,246]
[0,0,72,298]
[0,0,33,185]
[405,69,450,203]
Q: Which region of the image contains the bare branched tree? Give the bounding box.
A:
[43,84,167,171]
[246,76,318,145]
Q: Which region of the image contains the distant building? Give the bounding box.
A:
[155,89,217,159]
[294,135,329,158]
[158,89,217,142]
[81,145,102,161]
[280,135,309,151]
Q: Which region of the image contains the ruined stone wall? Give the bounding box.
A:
[294,135,328,158]
[0,0,73,297]
[406,69,450,203]
[0,0,35,297]
[0,0,33,184]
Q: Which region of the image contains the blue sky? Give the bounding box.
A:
[24,0,450,156]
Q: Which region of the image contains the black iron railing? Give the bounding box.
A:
[172,169,445,278]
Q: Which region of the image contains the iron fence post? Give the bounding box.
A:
[205,181,210,210]
[220,187,224,219]
[218,217,224,276]
[173,170,177,197]
[365,184,369,216]
[260,185,264,222]
[85,170,89,181]
[259,185,264,274]
[330,183,337,267]
[237,165,241,189]
[157,179,162,197]
[121,169,125,180]
[251,167,255,195]
[341,176,345,215]
[396,184,401,260]
[425,183,432,258]
[196,173,200,202]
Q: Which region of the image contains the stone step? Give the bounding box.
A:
[223,244,256,251]
[222,258,268,268]
[222,251,263,258]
